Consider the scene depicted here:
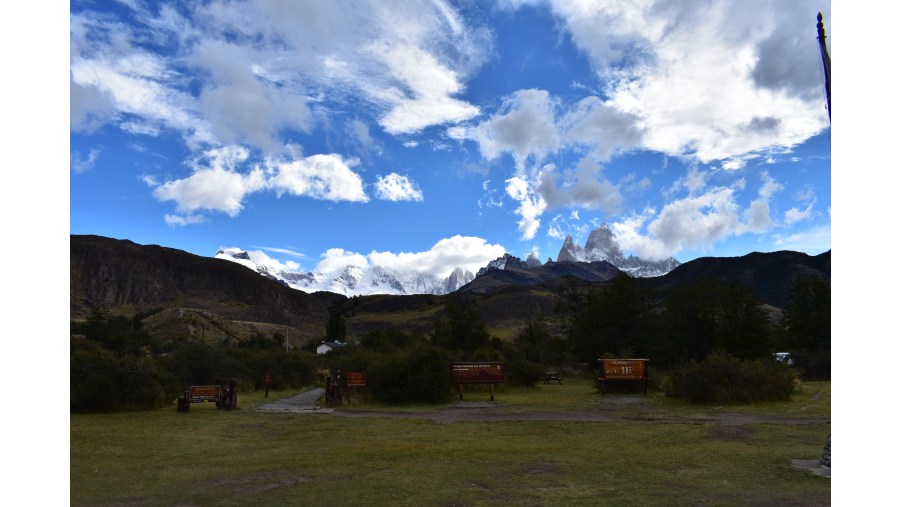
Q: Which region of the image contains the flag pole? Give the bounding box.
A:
[816,12,831,123]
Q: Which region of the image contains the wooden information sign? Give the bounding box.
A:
[188,385,222,402]
[598,359,649,395]
[451,362,504,401]
[347,372,367,388]
[345,371,368,403]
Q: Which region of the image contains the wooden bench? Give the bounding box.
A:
[543,372,562,384]
[176,380,238,411]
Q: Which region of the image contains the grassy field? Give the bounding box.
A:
[70,378,830,506]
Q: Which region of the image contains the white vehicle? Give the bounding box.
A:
[773,352,794,366]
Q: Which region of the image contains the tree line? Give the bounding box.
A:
[71,273,829,411]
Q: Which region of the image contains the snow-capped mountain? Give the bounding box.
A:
[476,253,541,276]
[214,248,474,296]
[556,224,681,277]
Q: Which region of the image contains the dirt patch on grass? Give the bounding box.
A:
[211,468,311,495]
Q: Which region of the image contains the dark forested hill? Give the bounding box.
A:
[70,235,329,342]
[641,250,831,308]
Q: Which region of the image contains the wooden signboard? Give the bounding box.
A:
[451,362,504,401]
[598,359,649,395]
[347,372,367,388]
[451,362,504,384]
[188,385,222,403]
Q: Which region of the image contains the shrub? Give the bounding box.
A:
[665,351,797,404]
[71,338,177,412]
[504,358,545,387]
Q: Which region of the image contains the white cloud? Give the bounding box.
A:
[269,154,369,203]
[538,0,829,164]
[464,89,561,171]
[374,173,424,201]
[774,224,831,254]
[71,0,489,150]
[71,148,101,174]
[611,172,788,259]
[375,43,480,134]
[537,158,623,213]
[316,248,371,275]
[741,172,782,233]
[785,200,816,225]
[151,148,368,219]
[154,165,267,216]
[505,176,547,240]
[164,213,208,227]
[561,96,643,160]
[255,246,308,260]
[368,235,506,279]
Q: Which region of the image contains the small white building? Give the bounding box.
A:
[316,341,347,355]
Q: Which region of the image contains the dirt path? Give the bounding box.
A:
[257,390,829,426]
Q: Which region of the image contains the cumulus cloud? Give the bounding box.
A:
[368,235,506,279]
[151,147,368,219]
[610,172,787,259]
[505,176,547,240]
[561,96,644,160]
[374,173,424,201]
[269,154,369,203]
[461,89,561,170]
[742,172,782,232]
[539,0,829,163]
[315,248,371,275]
[189,38,314,151]
[537,158,623,213]
[71,0,488,149]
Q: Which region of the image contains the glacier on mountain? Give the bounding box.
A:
[214,248,474,296]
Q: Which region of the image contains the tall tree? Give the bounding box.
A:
[782,275,831,352]
[662,276,773,363]
[432,297,490,352]
[566,274,659,363]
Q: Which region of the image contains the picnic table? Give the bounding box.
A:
[543,372,562,384]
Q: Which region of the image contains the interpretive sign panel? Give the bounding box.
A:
[600,359,647,380]
[188,385,222,403]
[451,362,505,384]
[451,362,504,401]
[347,372,367,388]
[598,359,649,395]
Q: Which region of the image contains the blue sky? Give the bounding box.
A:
[69,0,833,278]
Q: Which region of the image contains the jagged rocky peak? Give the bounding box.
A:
[557,235,584,263]
[555,224,681,278]
[476,253,532,277]
[583,224,624,264]
[216,248,251,260]
[525,251,542,268]
[445,267,475,292]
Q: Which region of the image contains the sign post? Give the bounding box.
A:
[346,372,367,403]
[451,362,505,401]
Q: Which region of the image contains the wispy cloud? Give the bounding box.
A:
[71,148,101,174]
[374,173,424,201]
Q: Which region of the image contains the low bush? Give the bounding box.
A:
[664,351,797,404]
[788,348,831,380]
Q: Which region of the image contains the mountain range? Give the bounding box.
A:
[215,224,679,297]
[556,224,681,277]
[71,233,830,348]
